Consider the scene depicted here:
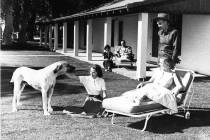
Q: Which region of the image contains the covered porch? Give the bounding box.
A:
[37,0,210,77]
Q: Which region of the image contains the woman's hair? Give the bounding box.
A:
[104,44,111,50]
[91,64,103,78]
[159,56,175,69]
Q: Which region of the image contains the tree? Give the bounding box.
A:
[13,0,52,42]
[1,0,52,44]
[1,0,14,45]
[1,0,113,45]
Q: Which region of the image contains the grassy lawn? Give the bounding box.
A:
[1,49,210,140]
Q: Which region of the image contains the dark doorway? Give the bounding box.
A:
[84,21,87,47]
[67,22,74,48]
[118,21,123,45]
[111,19,115,47]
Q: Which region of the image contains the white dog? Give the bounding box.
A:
[10,61,75,115]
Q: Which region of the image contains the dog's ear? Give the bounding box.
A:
[53,64,63,74]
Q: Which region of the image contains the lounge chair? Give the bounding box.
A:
[102,69,194,131]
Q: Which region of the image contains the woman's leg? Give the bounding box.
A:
[83,97,102,114]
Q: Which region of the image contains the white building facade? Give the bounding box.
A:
[38,0,210,77]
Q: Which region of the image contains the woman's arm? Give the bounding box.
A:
[136,75,155,88]
[65,73,79,79]
[100,78,107,99]
[102,90,107,99]
[136,68,160,88]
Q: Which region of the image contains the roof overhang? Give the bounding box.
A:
[36,0,210,25]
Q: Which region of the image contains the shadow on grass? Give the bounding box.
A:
[1,42,50,51]
[53,105,84,114]
[113,64,157,71]
[0,66,86,98]
[194,76,210,83]
[126,108,210,133]
[18,105,84,113]
[113,65,137,70]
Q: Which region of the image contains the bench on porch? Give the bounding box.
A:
[112,45,136,67]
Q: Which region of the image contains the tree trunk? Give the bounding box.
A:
[3,10,13,45]
[27,13,36,41]
[18,20,28,43]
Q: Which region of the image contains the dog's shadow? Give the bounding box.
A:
[53,105,84,114]
[17,105,84,115]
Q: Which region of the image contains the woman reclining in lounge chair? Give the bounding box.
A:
[120,56,183,113]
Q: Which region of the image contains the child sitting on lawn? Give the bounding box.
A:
[103,45,114,72]
[63,64,107,118]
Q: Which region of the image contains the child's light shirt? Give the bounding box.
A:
[79,76,106,95]
[153,68,174,89]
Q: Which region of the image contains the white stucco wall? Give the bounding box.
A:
[92,19,105,52]
[180,15,210,75]
[91,14,139,54]
[122,14,138,58]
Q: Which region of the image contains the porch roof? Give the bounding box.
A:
[38,0,210,24]
[50,0,153,22]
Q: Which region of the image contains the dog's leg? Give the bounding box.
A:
[12,81,21,112]
[12,81,26,112]
[41,89,50,116]
[12,84,18,112]
[47,86,54,113]
[16,82,26,106]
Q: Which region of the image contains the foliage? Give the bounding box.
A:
[1,0,13,16]
[1,0,113,44]
[49,0,113,17]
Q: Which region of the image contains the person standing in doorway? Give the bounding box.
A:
[156,13,181,64]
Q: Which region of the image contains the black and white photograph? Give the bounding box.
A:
[1,0,210,139]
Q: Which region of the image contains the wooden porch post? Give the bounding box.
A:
[49,24,53,51]
[86,19,93,61]
[104,17,112,47]
[73,21,79,56]
[62,22,67,53]
[44,26,48,48]
[54,23,58,51]
[39,26,42,46]
[136,13,150,79]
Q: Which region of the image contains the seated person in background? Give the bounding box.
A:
[103,44,114,72]
[120,56,183,113]
[115,40,134,62]
[63,64,107,118]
